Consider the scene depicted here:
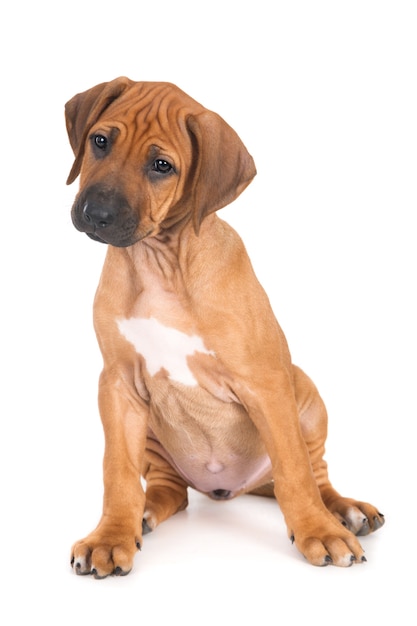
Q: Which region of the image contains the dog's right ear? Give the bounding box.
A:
[65,76,134,185]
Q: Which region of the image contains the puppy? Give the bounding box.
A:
[65,78,384,578]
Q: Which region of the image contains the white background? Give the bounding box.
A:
[1,1,415,623]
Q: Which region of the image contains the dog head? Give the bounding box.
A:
[65,77,256,247]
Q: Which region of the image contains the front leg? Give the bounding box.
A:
[71,368,147,578]
[242,371,367,567]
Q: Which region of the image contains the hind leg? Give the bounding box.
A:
[293,365,385,536]
[142,435,189,534]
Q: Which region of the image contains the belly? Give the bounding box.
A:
[171,449,272,499]
[147,380,272,498]
[117,314,272,496]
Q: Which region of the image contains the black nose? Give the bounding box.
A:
[83,201,115,229]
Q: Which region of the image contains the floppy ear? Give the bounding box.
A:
[65,76,134,184]
[186,111,256,234]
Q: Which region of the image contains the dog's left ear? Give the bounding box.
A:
[186,112,256,234]
[65,77,134,184]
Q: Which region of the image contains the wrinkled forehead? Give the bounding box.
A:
[98,82,205,140]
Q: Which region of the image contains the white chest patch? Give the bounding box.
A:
[117,317,215,386]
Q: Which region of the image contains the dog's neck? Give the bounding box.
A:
[124,214,218,289]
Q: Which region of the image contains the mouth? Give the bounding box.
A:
[86,231,107,244]
[85,230,136,247]
[85,227,155,247]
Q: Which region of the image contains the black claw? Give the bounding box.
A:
[373,515,385,531]
[341,520,348,527]
[142,518,153,535]
[361,556,367,562]
[356,518,371,536]
[350,555,356,564]
[136,540,142,550]
[324,555,333,565]
[113,566,130,576]
[290,534,295,544]
[91,568,107,580]
[70,556,75,567]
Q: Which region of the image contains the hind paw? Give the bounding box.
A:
[330,498,385,536]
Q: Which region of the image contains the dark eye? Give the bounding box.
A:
[152,159,173,174]
[94,134,108,150]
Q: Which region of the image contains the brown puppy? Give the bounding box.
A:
[65,78,384,578]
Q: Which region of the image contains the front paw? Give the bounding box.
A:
[71,524,142,579]
[290,512,367,567]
